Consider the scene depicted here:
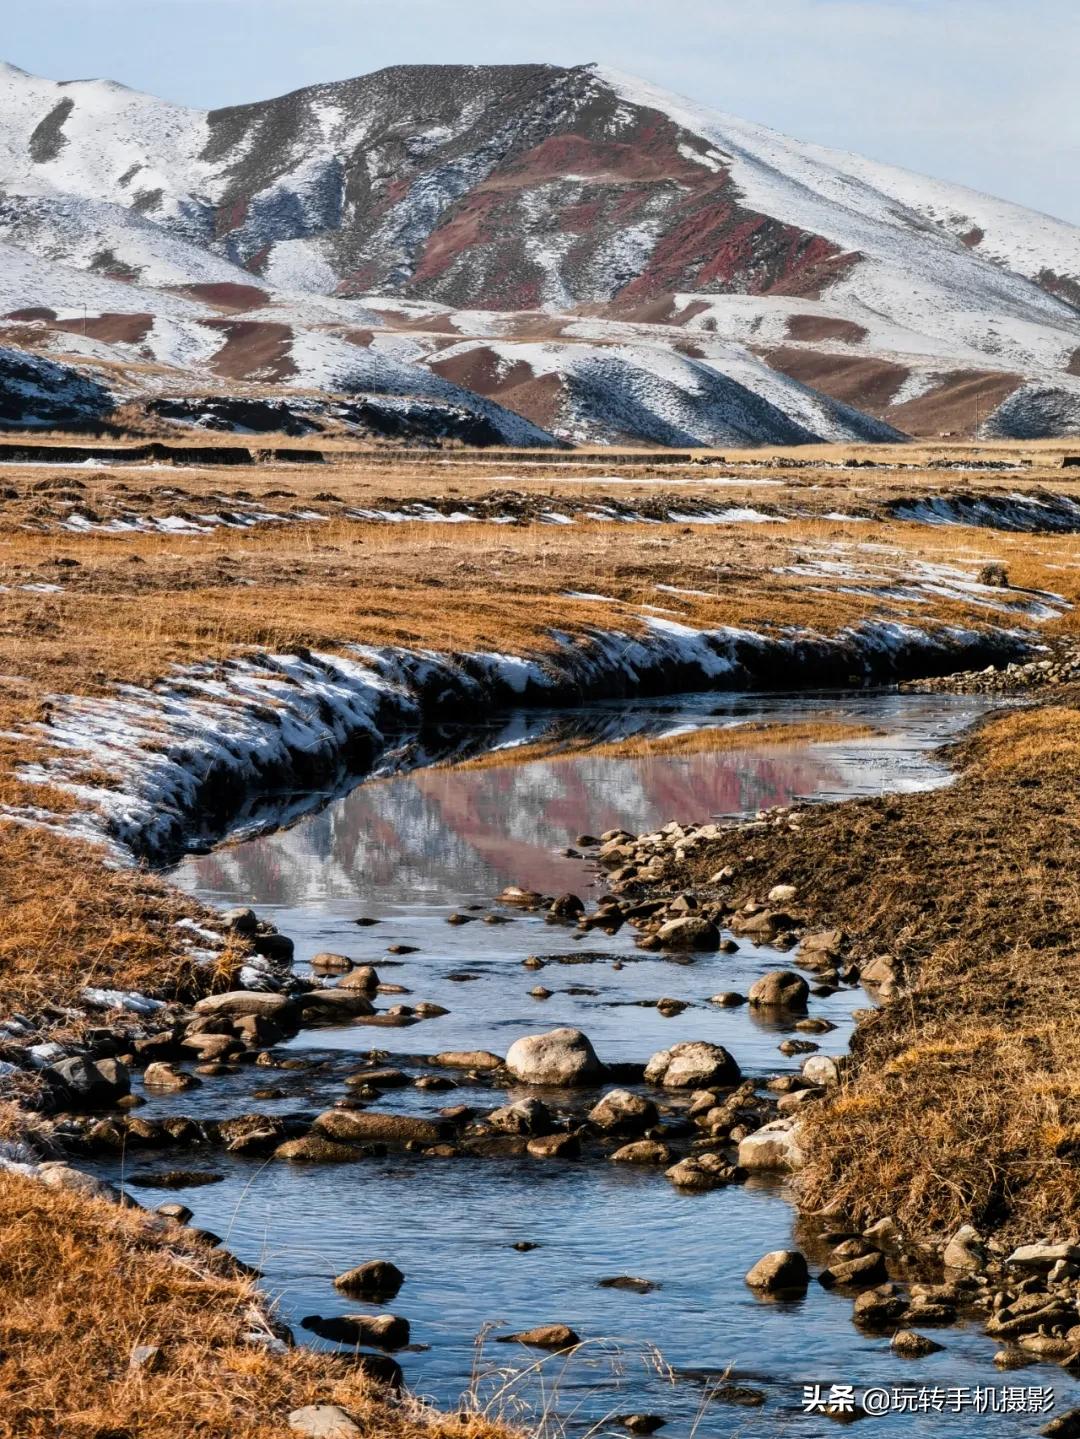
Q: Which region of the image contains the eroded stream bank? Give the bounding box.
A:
[66,686,1080,1436]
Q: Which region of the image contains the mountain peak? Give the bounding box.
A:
[0,59,1077,444]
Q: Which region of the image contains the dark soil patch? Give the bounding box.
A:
[764,347,908,413]
[201,320,297,382]
[52,314,154,346]
[785,314,868,345]
[889,370,1023,438]
[173,282,270,312]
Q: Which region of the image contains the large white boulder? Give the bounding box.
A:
[644,1040,740,1089]
[505,1028,605,1086]
[738,1117,806,1172]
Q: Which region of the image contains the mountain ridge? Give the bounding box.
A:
[0,59,1077,445]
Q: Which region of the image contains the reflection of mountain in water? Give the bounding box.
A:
[176,691,996,911]
[181,743,846,908]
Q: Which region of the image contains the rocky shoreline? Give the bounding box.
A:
[562,667,1080,1427]
[900,638,1080,696]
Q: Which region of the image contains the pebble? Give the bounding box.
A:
[288,1404,362,1438]
[891,1330,944,1358]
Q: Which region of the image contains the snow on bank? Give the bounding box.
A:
[9,619,1030,865]
[34,489,1080,538]
[890,490,1080,534]
[59,504,322,536]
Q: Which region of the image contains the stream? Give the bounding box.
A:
[89,688,1071,1435]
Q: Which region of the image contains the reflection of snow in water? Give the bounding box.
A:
[178,690,999,915]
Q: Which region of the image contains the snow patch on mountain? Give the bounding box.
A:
[282,330,557,445]
[597,68,1080,369]
[0,193,246,289]
[0,344,115,426]
[426,337,900,445]
[0,241,206,320]
[983,380,1080,441]
[259,237,341,293]
[0,63,208,231]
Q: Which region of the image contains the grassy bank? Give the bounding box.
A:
[632,692,1080,1245]
[0,1169,508,1439]
[0,823,235,1019]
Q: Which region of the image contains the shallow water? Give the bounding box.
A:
[94,690,1073,1434]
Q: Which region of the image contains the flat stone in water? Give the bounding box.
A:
[433,1050,502,1070]
[275,1136,369,1164]
[129,1169,224,1188]
[347,1067,409,1088]
[597,1276,659,1294]
[301,1313,410,1349]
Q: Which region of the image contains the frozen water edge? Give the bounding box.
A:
[6,616,1032,866]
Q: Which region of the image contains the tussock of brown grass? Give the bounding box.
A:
[968,706,1080,773]
[0,823,238,1018]
[0,1169,514,1439]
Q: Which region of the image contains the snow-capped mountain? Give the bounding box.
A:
[1,59,1078,443]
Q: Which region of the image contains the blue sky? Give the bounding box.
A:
[7,0,1079,223]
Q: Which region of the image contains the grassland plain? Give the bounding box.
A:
[1,438,1079,1434]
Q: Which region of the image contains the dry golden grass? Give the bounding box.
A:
[968,704,1080,772]
[440,718,879,771]
[0,1168,514,1439]
[2,511,1077,700]
[0,822,242,1019]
